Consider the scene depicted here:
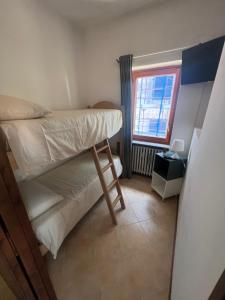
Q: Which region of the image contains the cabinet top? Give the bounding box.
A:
[156,152,186,162]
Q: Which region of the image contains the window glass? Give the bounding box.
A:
[133,67,180,144]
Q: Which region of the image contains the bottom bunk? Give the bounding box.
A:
[18,151,123,258]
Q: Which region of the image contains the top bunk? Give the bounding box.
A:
[0,100,123,179]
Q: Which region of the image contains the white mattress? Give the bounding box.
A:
[29,152,122,258]
[1,109,122,178]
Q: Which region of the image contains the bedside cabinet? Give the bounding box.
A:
[151,152,186,200]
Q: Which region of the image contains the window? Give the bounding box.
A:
[132,66,180,144]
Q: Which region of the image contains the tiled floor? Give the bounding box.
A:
[46,175,177,300]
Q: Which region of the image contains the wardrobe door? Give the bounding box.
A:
[0,222,35,299]
[0,273,17,300]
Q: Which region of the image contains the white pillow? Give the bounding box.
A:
[18,181,63,221]
[0,95,50,121]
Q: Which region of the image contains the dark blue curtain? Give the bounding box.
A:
[119,54,133,178]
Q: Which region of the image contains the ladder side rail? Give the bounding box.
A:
[105,140,126,209]
[91,145,117,225]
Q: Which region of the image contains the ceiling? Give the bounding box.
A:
[45,0,166,27]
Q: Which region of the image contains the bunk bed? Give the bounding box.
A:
[0,101,126,259]
[2,106,122,179]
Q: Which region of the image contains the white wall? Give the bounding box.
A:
[171,82,213,155]
[195,82,214,128]
[171,44,225,299]
[0,0,83,110]
[82,0,225,105]
[82,0,225,149]
[0,0,223,151]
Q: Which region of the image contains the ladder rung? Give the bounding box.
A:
[96,144,108,153]
[107,179,117,192]
[102,163,112,173]
[112,195,122,208]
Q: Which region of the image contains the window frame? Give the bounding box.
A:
[132,65,181,145]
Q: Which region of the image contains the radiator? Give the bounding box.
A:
[132,144,167,176]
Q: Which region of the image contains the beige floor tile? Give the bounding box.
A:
[47,175,177,300]
[131,201,158,222]
[113,204,139,226]
[100,282,143,300]
[142,288,169,300]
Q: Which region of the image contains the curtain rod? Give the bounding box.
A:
[116,44,194,62]
[133,45,193,59]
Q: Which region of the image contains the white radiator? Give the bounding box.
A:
[132,144,167,176]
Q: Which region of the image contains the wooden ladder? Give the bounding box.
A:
[92,139,126,225]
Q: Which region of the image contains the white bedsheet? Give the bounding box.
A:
[30,152,122,258]
[1,109,122,178]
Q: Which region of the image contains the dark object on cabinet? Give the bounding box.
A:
[153,152,186,180]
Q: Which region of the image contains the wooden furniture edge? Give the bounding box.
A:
[91,100,121,110]
[208,269,225,300]
[0,128,57,299]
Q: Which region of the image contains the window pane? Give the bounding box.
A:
[134,73,176,139]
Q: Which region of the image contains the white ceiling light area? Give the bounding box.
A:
[45,0,166,27]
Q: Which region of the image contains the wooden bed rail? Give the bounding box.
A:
[1,130,18,171]
[91,100,122,110]
[7,151,18,171]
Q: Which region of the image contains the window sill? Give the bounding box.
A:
[132,140,170,150]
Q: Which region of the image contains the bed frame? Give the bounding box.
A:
[0,101,125,297]
[6,101,126,222]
